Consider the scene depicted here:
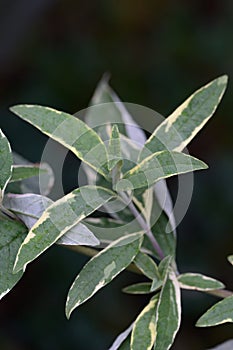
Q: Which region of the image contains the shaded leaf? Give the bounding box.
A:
[131,296,158,350]
[0,218,27,299]
[178,273,225,291]
[123,283,153,295]
[66,232,143,318]
[10,105,109,177]
[196,295,233,327]
[0,129,12,196]
[154,268,181,350]
[116,151,207,191]
[13,186,114,273]
[140,75,228,159]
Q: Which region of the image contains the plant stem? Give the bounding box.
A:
[119,192,165,260]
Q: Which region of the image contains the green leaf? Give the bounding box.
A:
[196,295,233,327]
[10,165,46,182]
[0,218,27,299]
[158,256,173,279]
[116,151,207,191]
[122,282,153,295]
[109,323,133,350]
[108,124,122,171]
[154,268,181,350]
[131,296,158,350]
[140,75,228,159]
[13,186,114,273]
[65,232,143,318]
[227,255,233,266]
[134,252,160,280]
[178,273,225,291]
[0,129,13,196]
[10,105,109,177]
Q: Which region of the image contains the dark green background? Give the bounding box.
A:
[0,1,233,349]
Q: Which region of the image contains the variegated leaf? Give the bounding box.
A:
[178,273,225,291]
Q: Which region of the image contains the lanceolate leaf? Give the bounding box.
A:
[139,75,228,160]
[116,151,207,191]
[10,165,46,183]
[154,268,181,350]
[131,296,158,350]
[0,218,27,299]
[196,295,233,327]
[108,124,122,171]
[134,252,160,280]
[10,105,109,177]
[13,186,114,273]
[66,233,143,318]
[4,193,99,247]
[122,283,153,295]
[178,273,225,291]
[0,129,12,196]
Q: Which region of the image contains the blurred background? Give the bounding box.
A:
[0,0,233,349]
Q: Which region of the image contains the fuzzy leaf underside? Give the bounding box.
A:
[13,186,114,273]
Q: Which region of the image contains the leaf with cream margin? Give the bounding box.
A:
[116,151,207,191]
[139,75,228,160]
[10,105,109,178]
[178,273,225,291]
[13,186,114,273]
[154,268,181,350]
[0,129,12,197]
[108,124,122,171]
[134,252,160,280]
[122,282,154,295]
[196,296,233,327]
[4,193,99,246]
[65,232,143,318]
[0,218,27,300]
[131,295,158,350]
[227,255,233,266]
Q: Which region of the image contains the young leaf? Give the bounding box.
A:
[134,252,160,280]
[0,129,13,196]
[154,268,181,350]
[13,186,114,273]
[158,256,173,279]
[10,105,109,177]
[131,296,158,350]
[10,165,46,182]
[122,282,153,295]
[65,232,143,318]
[178,273,225,291]
[116,151,207,191]
[108,124,122,171]
[196,295,233,327]
[0,218,27,299]
[139,75,228,159]
[108,323,133,350]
